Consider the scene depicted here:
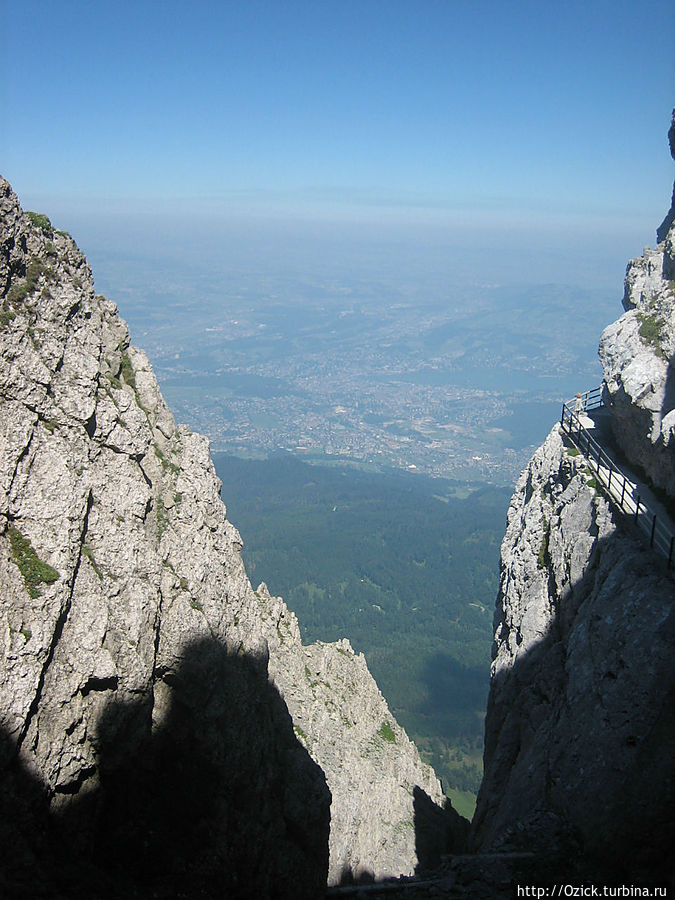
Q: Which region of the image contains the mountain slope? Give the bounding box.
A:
[471,113,675,883]
[0,177,455,896]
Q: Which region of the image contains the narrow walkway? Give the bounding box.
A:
[561,387,675,569]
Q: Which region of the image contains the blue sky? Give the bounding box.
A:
[1,0,674,260]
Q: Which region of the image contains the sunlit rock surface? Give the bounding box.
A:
[600,109,675,500]
[0,176,449,897]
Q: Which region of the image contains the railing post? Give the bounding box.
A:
[651,514,657,547]
[634,496,641,524]
[620,479,626,508]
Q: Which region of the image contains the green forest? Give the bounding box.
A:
[213,453,511,817]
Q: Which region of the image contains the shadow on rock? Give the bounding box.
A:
[336,864,375,887]
[1,637,330,899]
[470,527,675,887]
[413,785,468,874]
[661,362,675,421]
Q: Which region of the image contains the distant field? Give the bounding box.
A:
[214,452,511,812]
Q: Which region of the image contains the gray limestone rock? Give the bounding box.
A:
[472,115,675,882]
[601,111,675,499]
[264,601,459,884]
[472,427,675,878]
[0,177,450,897]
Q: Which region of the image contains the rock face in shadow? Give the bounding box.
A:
[1,640,329,899]
[0,176,448,894]
[471,429,675,880]
[472,115,675,884]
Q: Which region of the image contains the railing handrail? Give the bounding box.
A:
[563,385,604,414]
[560,386,674,569]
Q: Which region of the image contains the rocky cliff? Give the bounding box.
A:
[471,115,675,883]
[0,177,453,898]
[599,111,675,499]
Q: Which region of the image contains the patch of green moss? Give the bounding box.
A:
[0,305,16,327]
[25,211,53,235]
[82,544,103,580]
[637,312,666,357]
[7,281,29,305]
[119,353,136,389]
[26,259,46,285]
[153,444,180,476]
[8,527,59,598]
[134,389,151,418]
[156,497,169,539]
[5,258,53,308]
[377,720,396,744]
[105,372,122,390]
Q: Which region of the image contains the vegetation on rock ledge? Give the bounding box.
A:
[8,527,60,598]
[637,312,666,357]
[377,720,396,744]
[25,211,53,235]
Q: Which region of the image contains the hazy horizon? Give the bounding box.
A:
[3,0,674,484]
[3,0,673,258]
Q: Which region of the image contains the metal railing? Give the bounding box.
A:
[561,386,674,569]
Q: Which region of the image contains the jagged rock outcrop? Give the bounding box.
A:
[471,114,675,883]
[600,108,675,499]
[266,619,460,884]
[0,178,449,897]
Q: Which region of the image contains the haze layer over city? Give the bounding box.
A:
[80,228,619,485]
[4,1,672,486]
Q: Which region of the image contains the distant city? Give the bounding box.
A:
[91,245,617,485]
